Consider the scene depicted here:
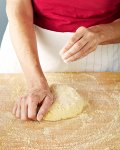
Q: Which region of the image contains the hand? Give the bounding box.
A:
[59,26,101,62]
[12,79,53,121]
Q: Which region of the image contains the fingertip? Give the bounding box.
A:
[36,95,53,122]
[16,114,20,118]
[21,117,28,121]
[63,59,69,63]
[28,113,36,120]
[37,114,43,122]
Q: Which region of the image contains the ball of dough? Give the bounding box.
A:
[43,84,85,121]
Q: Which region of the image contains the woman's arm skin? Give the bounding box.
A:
[59,19,120,62]
[6,0,53,121]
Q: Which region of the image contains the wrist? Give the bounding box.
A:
[88,24,110,44]
[26,74,48,91]
[88,25,103,44]
[89,24,114,45]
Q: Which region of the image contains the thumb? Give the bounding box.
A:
[37,96,53,121]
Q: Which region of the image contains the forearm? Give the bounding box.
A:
[6,1,46,89]
[89,19,120,45]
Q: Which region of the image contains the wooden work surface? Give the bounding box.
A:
[0,73,120,150]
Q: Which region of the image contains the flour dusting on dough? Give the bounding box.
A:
[43,84,85,121]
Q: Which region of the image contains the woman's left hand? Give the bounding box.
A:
[59,26,101,63]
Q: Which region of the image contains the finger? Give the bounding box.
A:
[28,95,38,120]
[59,26,86,55]
[63,42,91,62]
[65,45,96,62]
[21,97,28,121]
[80,46,96,59]
[16,98,21,118]
[12,102,18,115]
[62,36,88,60]
[37,96,53,121]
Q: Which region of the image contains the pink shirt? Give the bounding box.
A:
[33,0,120,32]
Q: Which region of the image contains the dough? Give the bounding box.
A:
[43,84,85,121]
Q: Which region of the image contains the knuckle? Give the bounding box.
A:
[28,95,35,103]
[82,48,89,55]
[49,99,54,104]
[67,51,73,57]
[48,93,53,99]
[70,37,76,43]
[72,55,77,61]
[47,94,54,104]
[20,97,25,103]
[28,95,33,100]
[80,26,86,31]
[74,53,80,59]
[38,111,45,117]
[73,57,77,61]
[84,52,88,56]
[87,32,94,38]
[81,26,86,29]
[81,50,88,56]
[51,98,54,103]
[30,99,34,104]
[82,36,88,42]
[75,42,83,49]
[68,37,75,46]
[77,26,86,32]
[76,42,82,47]
[40,109,45,114]
[74,57,78,61]
[91,47,96,52]
[82,49,86,54]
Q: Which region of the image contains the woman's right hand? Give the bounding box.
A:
[12,79,53,121]
[7,0,54,121]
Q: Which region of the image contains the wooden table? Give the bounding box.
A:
[0,73,120,150]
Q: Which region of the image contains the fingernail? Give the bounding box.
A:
[64,59,69,63]
[37,114,43,121]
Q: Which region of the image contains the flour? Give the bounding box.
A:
[0,73,120,150]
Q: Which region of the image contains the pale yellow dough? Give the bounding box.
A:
[43,84,85,121]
